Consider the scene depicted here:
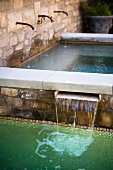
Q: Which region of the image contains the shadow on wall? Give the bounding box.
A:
[8,37,57,67]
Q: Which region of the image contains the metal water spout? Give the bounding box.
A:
[54,11,68,16]
[38,15,54,23]
[16,22,34,30]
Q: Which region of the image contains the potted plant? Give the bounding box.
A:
[79,0,113,33]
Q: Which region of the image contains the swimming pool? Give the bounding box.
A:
[18,43,113,74]
[0,119,113,170]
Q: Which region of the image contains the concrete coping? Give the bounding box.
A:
[60,33,113,43]
[0,67,113,95]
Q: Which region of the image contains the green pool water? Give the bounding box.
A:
[0,120,113,170]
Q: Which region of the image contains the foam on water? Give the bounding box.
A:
[35,131,94,158]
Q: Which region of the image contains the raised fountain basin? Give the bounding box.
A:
[0,33,113,129]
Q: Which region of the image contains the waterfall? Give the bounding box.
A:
[55,92,99,129]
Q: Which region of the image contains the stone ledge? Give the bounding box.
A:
[0,67,113,95]
[60,33,113,43]
[0,67,54,89]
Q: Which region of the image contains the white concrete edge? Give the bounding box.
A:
[60,33,113,42]
[0,67,113,95]
[0,67,54,89]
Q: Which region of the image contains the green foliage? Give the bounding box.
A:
[79,1,112,16]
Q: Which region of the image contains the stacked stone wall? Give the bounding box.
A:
[0,0,82,67]
[0,87,113,129]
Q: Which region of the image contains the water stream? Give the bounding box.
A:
[55,93,99,129]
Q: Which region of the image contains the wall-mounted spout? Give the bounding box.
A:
[16,22,34,30]
[54,11,68,16]
[38,15,54,23]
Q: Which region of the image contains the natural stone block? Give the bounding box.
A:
[19,90,37,99]
[30,46,39,57]
[15,42,23,51]
[43,97,55,104]
[40,7,48,15]
[43,32,48,40]
[9,56,21,67]
[65,0,70,5]
[31,101,49,110]
[48,4,57,16]
[56,15,63,24]
[22,9,35,25]
[0,60,2,66]
[5,97,13,106]
[0,11,2,26]
[13,98,23,107]
[0,13,7,28]
[17,31,25,42]
[0,96,6,105]
[110,97,113,109]
[7,12,22,32]
[38,41,47,53]
[21,53,29,62]
[0,106,10,115]
[0,35,9,48]
[98,112,113,128]
[8,50,24,67]
[48,0,56,5]
[0,59,7,67]
[3,47,14,59]
[73,11,78,17]
[30,38,42,56]
[10,36,18,46]
[67,5,74,12]
[47,39,57,48]
[75,0,79,3]
[6,97,22,107]
[0,29,2,36]
[23,45,31,56]
[24,39,29,45]
[25,29,37,40]
[11,108,33,119]
[1,88,18,97]
[23,0,33,7]
[34,1,40,20]
[14,0,23,10]
[0,49,2,58]
[1,0,13,12]
[56,0,60,2]
[0,2,1,12]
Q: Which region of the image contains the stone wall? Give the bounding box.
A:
[0,86,113,129]
[0,0,81,67]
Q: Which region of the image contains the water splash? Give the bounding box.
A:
[35,131,94,158]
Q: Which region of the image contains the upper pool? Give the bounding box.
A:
[18,43,113,74]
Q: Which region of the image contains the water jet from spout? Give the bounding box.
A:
[55,92,99,129]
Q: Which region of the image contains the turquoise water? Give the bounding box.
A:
[18,43,113,74]
[0,120,113,170]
